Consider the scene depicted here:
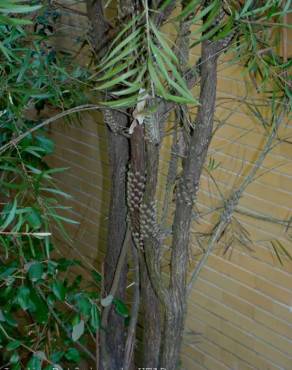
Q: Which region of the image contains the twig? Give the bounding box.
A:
[188,113,285,292]
[235,208,292,229]
[36,287,95,362]
[0,231,51,236]
[0,104,105,155]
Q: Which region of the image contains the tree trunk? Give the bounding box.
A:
[85,2,130,368]
[161,38,220,370]
[141,140,161,368]
[102,112,129,370]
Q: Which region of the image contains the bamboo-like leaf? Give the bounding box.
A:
[0,42,12,60]
[0,3,41,14]
[164,93,197,104]
[111,84,141,96]
[1,199,17,231]
[241,0,275,18]
[212,16,235,42]
[96,40,141,76]
[240,0,254,17]
[100,95,138,108]
[150,19,178,64]
[151,41,182,89]
[0,14,31,25]
[151,43,199,104]
[102,14,142,55]
[148,58,168,98]
[174,0,201,21]
[100,29,141,66]
[94,67,140,90]
[159,0,175,11]
[96,62,132,82]
[190,0,219,28]
[191,18,224,48]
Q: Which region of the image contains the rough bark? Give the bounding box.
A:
[161,38,221,370]
[141,140,161,368]
[85,2,130,368]
[102,111,129,370]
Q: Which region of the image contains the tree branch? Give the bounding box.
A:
[188,112,286,292]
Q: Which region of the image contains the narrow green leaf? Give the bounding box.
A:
[95,67,140,90]
[0,4,41,14]
[0,41,12,60]
[100,29,141,66]
[53,213,79,225]
[97,62,131,82]
[90,304,100,330]
[212,16,235,42]
[240,0,254,17]
[102,14,141,58]
[100,96,138,108]
[190,0,218,27]
[40,187,71,199]
[148,58,168,98]
[174,0,201,21]
[96,41,141,75]
[150,19,178,64]
[111,84,141,97]
[0,14,31,25]
[0,198,17,231]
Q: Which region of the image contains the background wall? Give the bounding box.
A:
[47,2,292,369]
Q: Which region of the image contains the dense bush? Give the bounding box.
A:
[0,2,102,368]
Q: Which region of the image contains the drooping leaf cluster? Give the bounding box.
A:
[93,0,291,111]
[92,2,198,107]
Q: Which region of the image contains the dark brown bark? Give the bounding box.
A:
[140,140,161,368]
[86,0,110,57]
[102,111,129,370]
[161,39,221,370]
[85,2,130,368]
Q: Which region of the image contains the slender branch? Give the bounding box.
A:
[188,113,285,292]
[0,231,51,236]
[0,104,103,155]
[235,208,292,229]
[36,287,96,362]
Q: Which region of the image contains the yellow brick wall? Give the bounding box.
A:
[47,2,292,369]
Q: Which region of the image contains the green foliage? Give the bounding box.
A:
[92,2,198,108]
[0,2,106,367]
